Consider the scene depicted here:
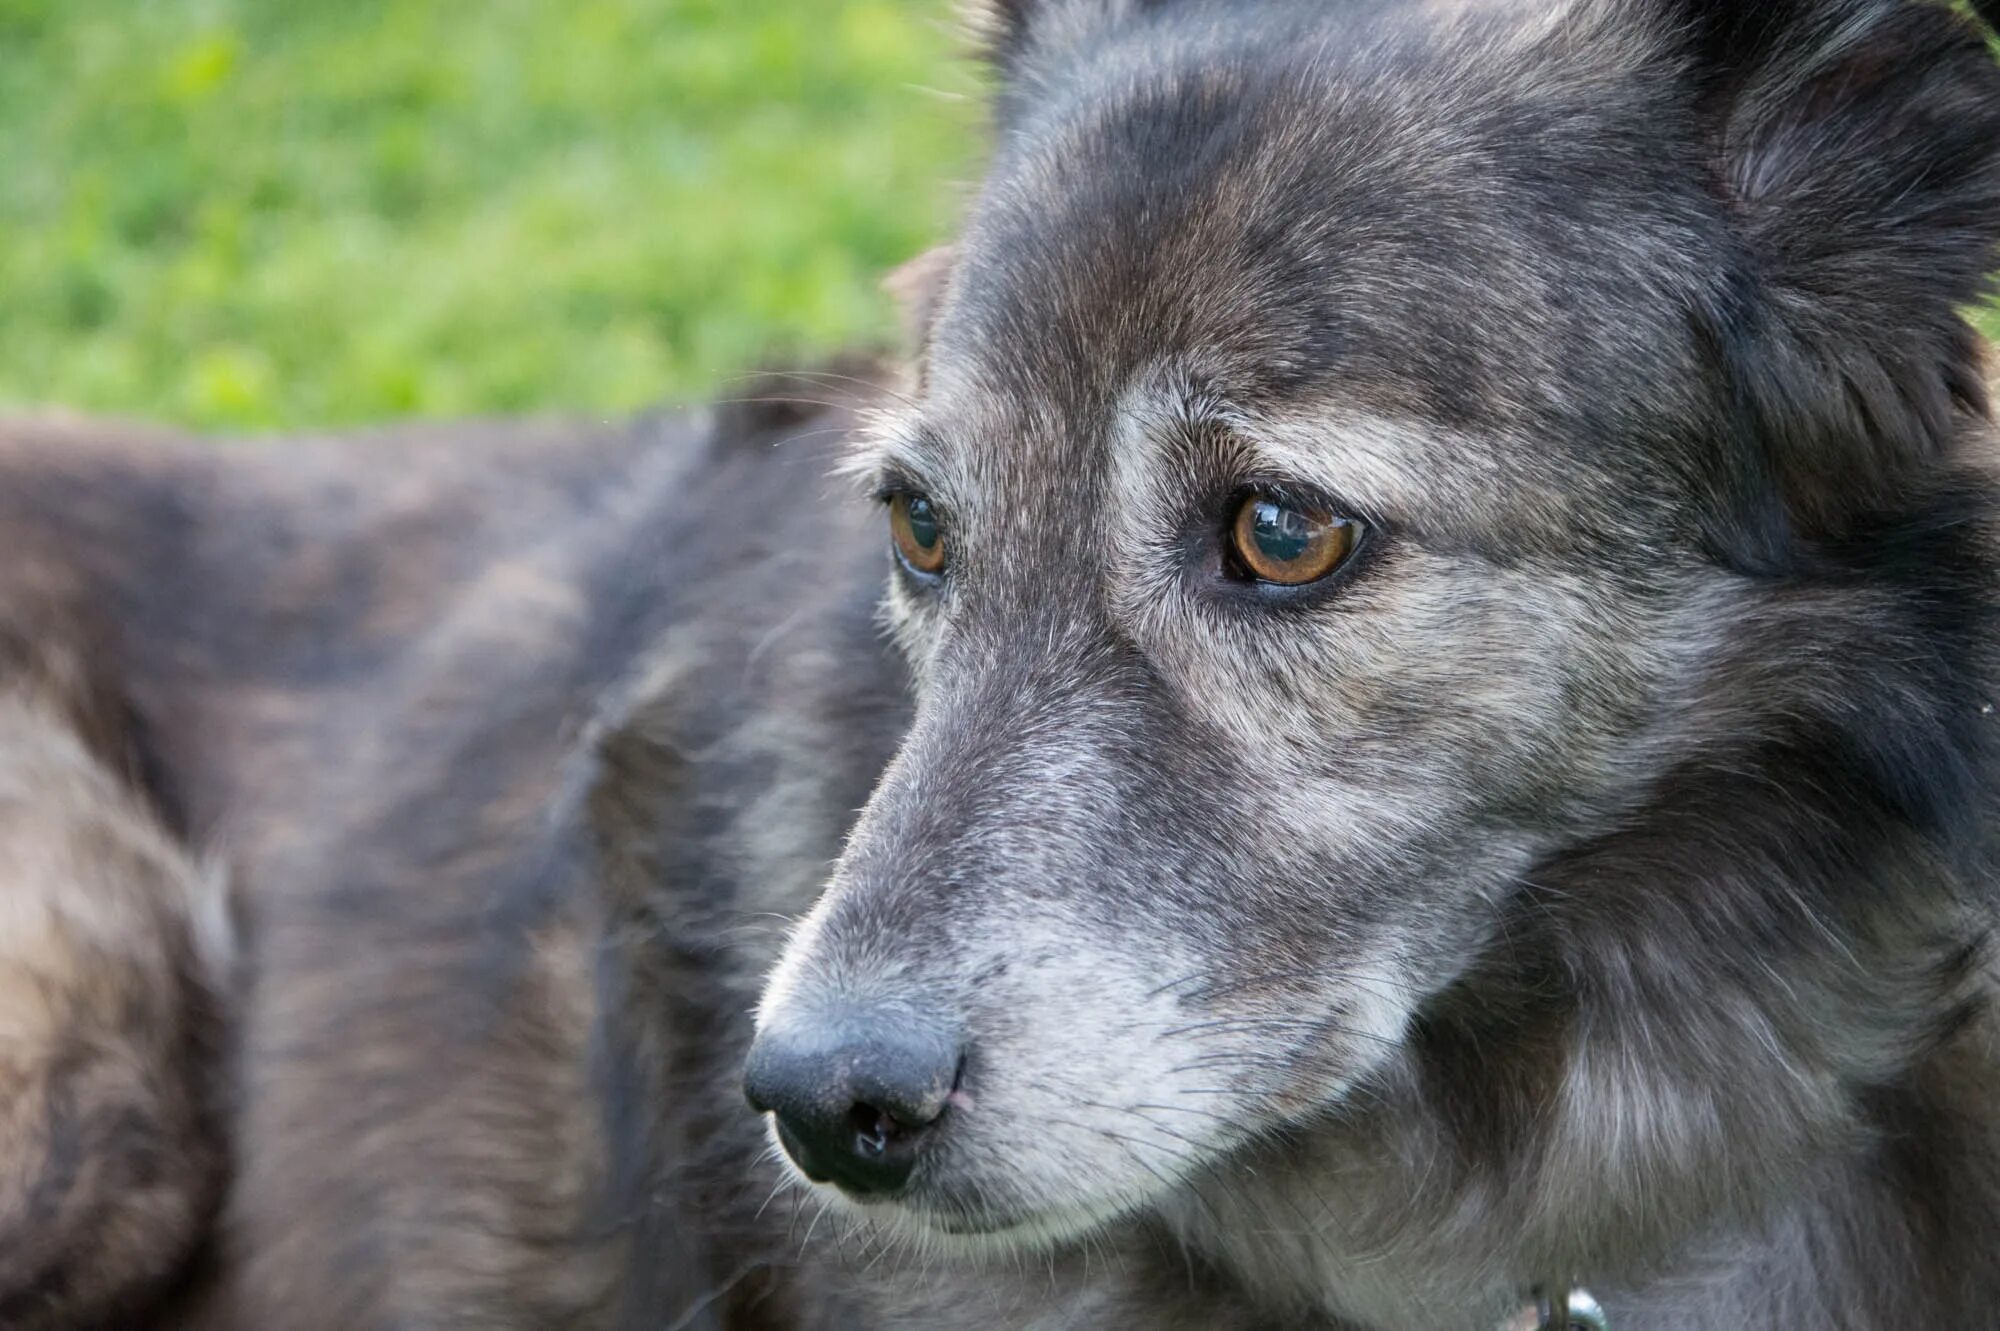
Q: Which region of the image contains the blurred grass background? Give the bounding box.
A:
[1,1,1994,431]
[0,0,981,430]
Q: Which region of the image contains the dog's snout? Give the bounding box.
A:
[744,1008,961,1197]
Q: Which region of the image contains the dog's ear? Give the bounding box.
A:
[884,245,959,391]
[1670,0,2000,527]
[884,244,958,355]
[966,0,1035,73]
[965,0,1170,83]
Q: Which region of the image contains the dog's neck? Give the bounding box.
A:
[1157,896,1993,1330]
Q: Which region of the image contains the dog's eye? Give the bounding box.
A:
[889,493,947,576]
[1229,495,1360,585]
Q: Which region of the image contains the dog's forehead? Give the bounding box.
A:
[918,0,1715,500]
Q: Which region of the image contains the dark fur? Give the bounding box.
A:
[768,0,2000,1325]
[2,1,2000,1328]
[0,608,225,1331]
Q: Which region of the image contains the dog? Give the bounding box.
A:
[5,0,2000,1328]
[747,0,2000,1326]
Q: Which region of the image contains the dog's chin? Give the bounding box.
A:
[771,1152,1157,1256]
[848,1189,1149,1257]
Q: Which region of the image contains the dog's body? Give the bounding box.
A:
[8,1,2000,1328]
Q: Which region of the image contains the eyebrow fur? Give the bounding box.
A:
[835,404,949,497]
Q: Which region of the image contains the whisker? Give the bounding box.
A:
[1166,1054,1299,1076]
[707,393,853,413]
[1157,1018,1407,1054]
[1128,1100,1241,1127]
[1072,1099,1211,1149]
[752,1175,792,1224]
[800,1197,832,1251]
[768,367,922,412]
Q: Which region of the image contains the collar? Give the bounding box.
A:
[1504,1287,1608,1330]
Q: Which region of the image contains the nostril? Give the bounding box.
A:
[848,1091,946,1159]
[850,1103,894,1157]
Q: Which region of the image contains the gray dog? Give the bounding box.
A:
[3,1,1999,1329]
[746,0,2000,1326]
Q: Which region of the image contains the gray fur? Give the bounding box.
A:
[4,1,2000,1327]
[753,1,2000,1326]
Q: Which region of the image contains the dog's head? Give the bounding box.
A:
[748,0,2000,1252]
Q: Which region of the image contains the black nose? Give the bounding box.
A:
[743,1008,960,1197]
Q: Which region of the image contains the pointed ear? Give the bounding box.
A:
[963,0,1166,84]
[1674,0,2000,526]
[965,0,1036,73]
[883,245,959,355]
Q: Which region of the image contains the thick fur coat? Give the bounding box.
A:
[4,1,2000,1328]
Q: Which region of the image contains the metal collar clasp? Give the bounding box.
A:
[1504,1287,1608,1330]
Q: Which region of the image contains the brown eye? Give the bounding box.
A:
[889,492,946,575]
[1229,495,1361,586]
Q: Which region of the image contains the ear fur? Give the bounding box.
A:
[883,245,959,394]
[1672,0,2000,527]
[883,244,959,354]
[965,0,1037,72]
[963,0,1173,83]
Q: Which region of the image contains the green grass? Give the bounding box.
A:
[0,1,1993,431]
[0,0,982,429]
